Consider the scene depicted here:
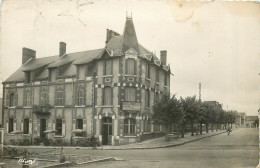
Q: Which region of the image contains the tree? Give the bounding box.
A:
[181,96,201,136]
[153,93,183,141]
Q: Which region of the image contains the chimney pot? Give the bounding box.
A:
[22,48,36,64]
[160,50,167,65]
[59,42,66,57]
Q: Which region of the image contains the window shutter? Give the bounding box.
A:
[134,60,136,75]
[29,119,32,134]
[14,119,17,131]
[83,119,86,131]
[62,119,65,136]
[6,94,10,107]
[21,121,24,132]
[14,93,18,106]
[126,59,129,74]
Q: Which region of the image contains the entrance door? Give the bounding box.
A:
[40,119,46,139]
[102,117,112,145]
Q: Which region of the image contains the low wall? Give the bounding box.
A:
[140,132,165,142]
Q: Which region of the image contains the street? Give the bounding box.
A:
[64,128,259,168]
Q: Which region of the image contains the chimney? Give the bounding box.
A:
[106,29,114,44]
[160,50,167,65]
[22,48,36,64]
[59,42,66,57]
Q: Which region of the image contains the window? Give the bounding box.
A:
[56,85,64,106]
[24,92,31,106]
[10,93,15,107]
[125,87,136,102]
[145,90,150,107]
[76,89,85,106]
[156,70,159,83]
[23,119,29,134]
[103,87,112,105]
[25,71,31,83]
[164,72,168,86]
[56,119,62,136]
[146,64,150,79]
[40,92,48,105]
[126,59,136,75]
[8,119,14,133]
[76,119,83,137]
[104,60,112,75]
[124,118,136,135]
[155,92,159,102]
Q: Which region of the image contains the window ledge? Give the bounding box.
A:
[54,135,64,138]
[73,136,84,139]
[124,74,137,77]
[155,82,160,85]
[145,78,151,81]
[75,105,85,108]
[142,132,153,135]
[100,105,113,108]
[123,135,136,138]
[102,75,113,78]
[8,106,16,109]
[23,106,32,109]
[22,134,30,136]
[54,106,65,108]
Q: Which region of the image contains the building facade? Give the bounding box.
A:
[2,17,171,145]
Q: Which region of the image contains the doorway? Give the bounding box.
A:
[102,117,112,145]
[40,119,46,139]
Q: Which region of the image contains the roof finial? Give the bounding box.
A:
[126,11,132,20]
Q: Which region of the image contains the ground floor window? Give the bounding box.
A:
[23,119,29,134]
[8,118,14,133]
[76,119,83,137]
[124,118,136,135]
[56,119,62,135]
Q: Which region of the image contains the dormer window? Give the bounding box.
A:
[146,64,150,79]
[126,58,136,75]
[104,60,112,75]
[25,71,31,83]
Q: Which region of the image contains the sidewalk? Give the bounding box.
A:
[102,129,230,150]
[8,129,233,151]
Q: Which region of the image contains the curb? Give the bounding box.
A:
[40,161,73,168]
[102,130,232,150]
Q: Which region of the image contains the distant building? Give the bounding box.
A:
[236,112,246,127]
[245,116,258,128]
[2,16,171,145]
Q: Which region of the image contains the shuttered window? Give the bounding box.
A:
[104,87,112,105]
[126,59,135,75]
[104,60,112,75]
[125,87,136,102]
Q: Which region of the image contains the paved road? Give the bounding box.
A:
[67,128,258,168]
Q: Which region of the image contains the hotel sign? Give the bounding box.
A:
[122,102,141,111]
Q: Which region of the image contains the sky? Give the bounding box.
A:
[0,0,259,115]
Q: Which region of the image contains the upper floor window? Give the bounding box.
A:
[56,119,62,136]
[6,92,18,107]
[103,87,112,105]
[40,86,48,105]
[24,92,31,106]
[104,60,112,75]
[164,72,168,86]
[8,118,14,133]
[124,118,136,135]
[146,64,150,79]
[76,89,85,106]
[156,70,159,83]
[126,58,136,75]
[23,119,29,134]
[145,90,150,107]
[56,85,64,106]
[125,87,136,102]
